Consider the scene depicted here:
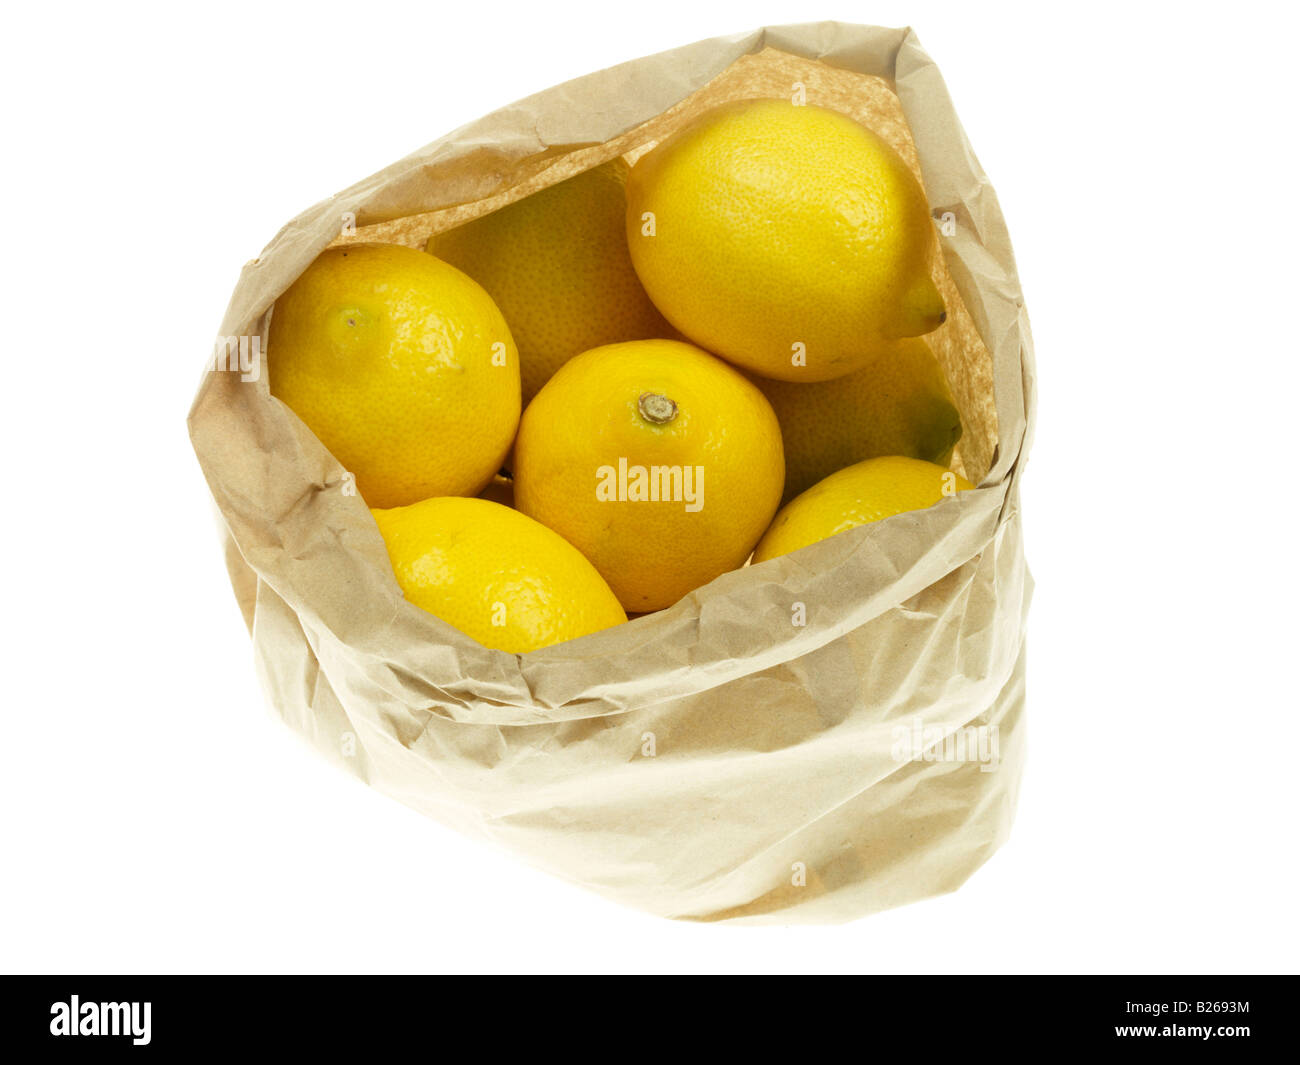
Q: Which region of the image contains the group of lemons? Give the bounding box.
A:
[269,99,973,653]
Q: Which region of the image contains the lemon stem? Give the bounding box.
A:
[637,392,678,425]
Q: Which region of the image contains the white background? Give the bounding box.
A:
[2,0,1297,975]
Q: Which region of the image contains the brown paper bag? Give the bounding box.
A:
[188,21,1034,924]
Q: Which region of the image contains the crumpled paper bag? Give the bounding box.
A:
[188,21,1035,924]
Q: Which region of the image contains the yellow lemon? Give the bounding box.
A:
[428,159,673,405]
[514,339,784,612]
[626,99,945,381]
[268,243,520,508]
[755,338,963,503]
[371,496,626,653]
[753,456,974,562]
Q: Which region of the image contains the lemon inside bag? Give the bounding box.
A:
[329,47,999,486]
[192,25,1033,924]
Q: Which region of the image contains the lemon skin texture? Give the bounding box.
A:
[626,99,946,382]
[268,243,520,508]
[514,339,785,612]
[753,456,974,562]
[371,496,626,653]
[429,159,673,405]
[755,337,962,503]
